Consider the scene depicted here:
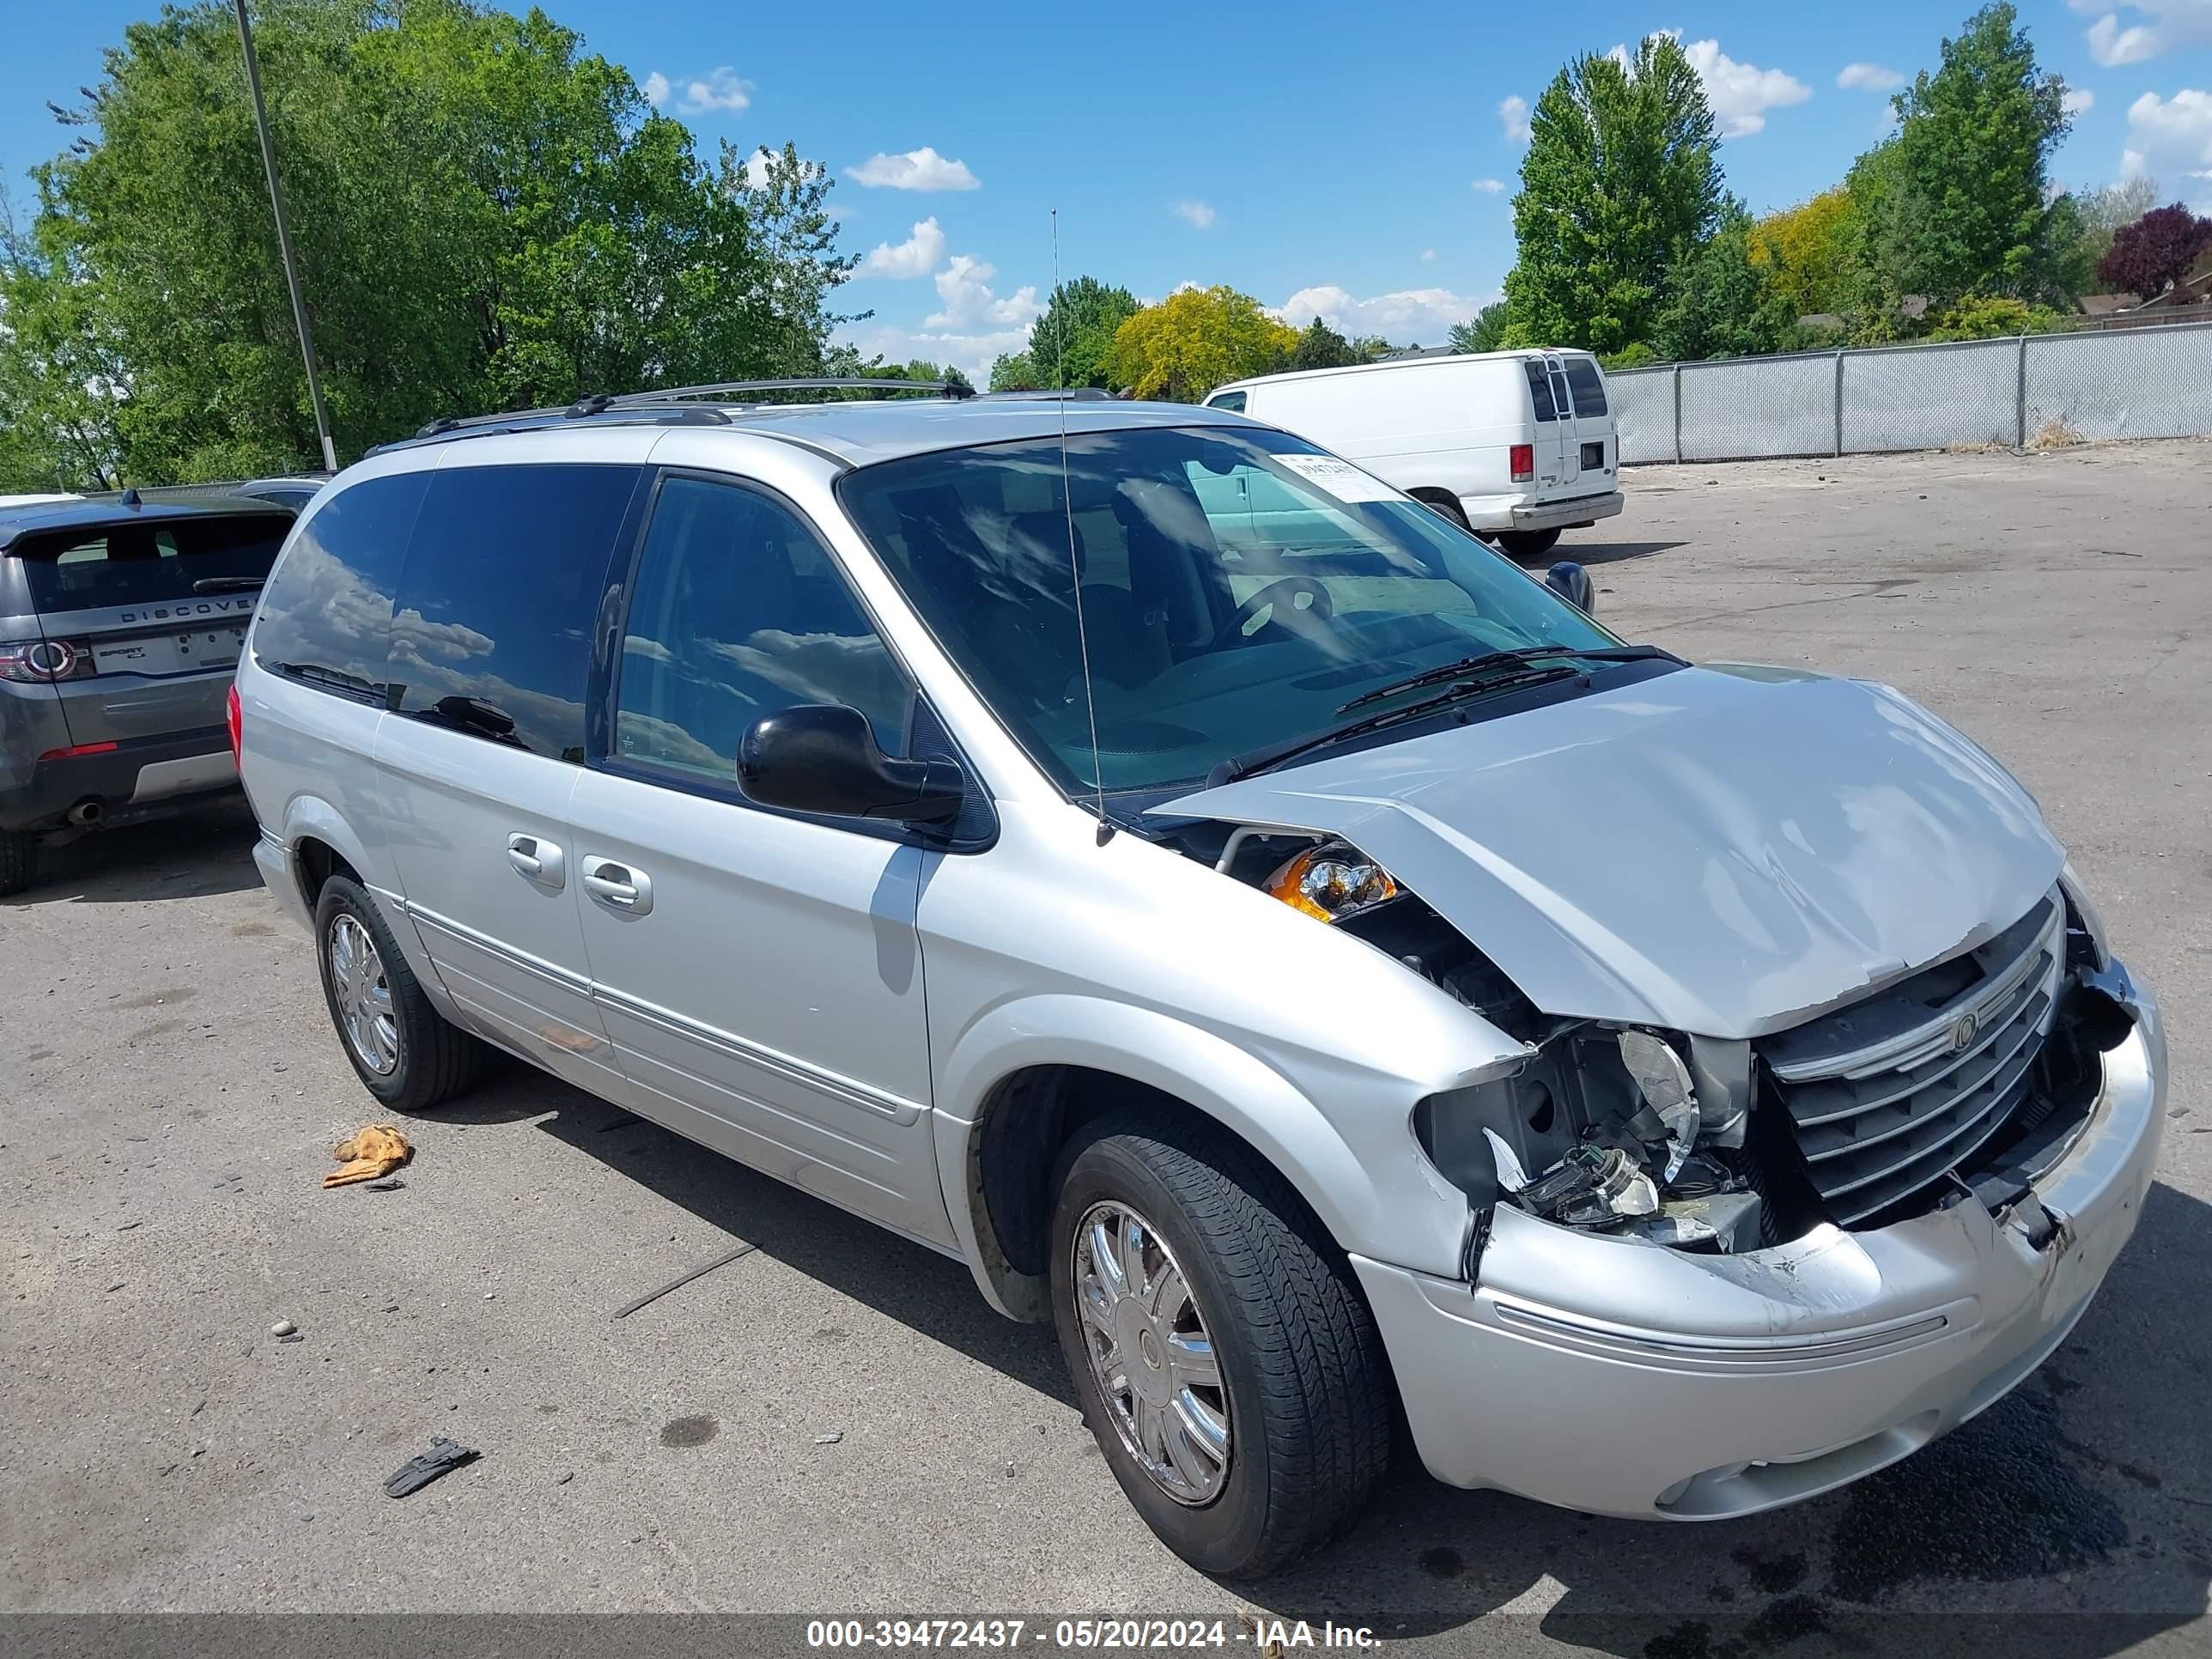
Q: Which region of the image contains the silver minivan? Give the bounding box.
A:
[236,386,2164,1577]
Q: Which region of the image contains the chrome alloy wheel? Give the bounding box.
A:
[1072,1200,1231,1505]
[326,913,400,1077]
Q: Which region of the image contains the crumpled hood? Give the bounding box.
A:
[1157,665,2063,1040]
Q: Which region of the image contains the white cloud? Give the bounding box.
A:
[2081,0,2212,66]
[847,147,980,191]
[1499,94,1531,143]
[676,67,751,115]
[858,217,946,280]
[1680,39,1811,137]
[2121,88,2212,195]
[2063,88,2097,116]
[1175,199,1217,229]
[925,254,1043,330]
[1837,63,1905,91]
[1273,284,1492,345]
[1471,178,1506,193]
[641,71,672,109]
[1419,248,1438,262]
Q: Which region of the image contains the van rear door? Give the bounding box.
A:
[1559,356,1615,484]
[1519,357,1569,493]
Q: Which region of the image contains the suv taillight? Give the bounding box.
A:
[1509,444,1535,483]
[0,637,94,683]
[226,683,244,769]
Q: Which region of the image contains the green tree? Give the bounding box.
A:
[11,0,858,484]
[0,183,126,490]
[1870,3,2076,307]
[1027,275,1139,388]
[1448,301,1513,354]
[1108,285,1297,401]
[1654,201,1788,361]
[1503,33,1723,356]
[988,349,1045,392]
[1287,316,1376,370]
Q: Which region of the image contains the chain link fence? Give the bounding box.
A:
[1611,319,2212,465]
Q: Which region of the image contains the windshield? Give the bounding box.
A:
[839,425,1618,796]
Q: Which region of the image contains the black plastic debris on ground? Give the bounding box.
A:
[383,1436,479,1498]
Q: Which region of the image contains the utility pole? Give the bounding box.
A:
[232,0,337,474]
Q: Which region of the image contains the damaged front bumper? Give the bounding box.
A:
[1352,965,2165,1521]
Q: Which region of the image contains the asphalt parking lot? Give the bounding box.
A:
[3,441,2209,1656]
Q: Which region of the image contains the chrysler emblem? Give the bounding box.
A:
[1948,1012,1980,1054]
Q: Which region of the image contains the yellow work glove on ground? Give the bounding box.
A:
[324,1123,411,1188]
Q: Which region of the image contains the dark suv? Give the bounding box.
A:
[1,492,295,894]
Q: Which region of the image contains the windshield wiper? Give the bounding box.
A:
[1210,664,1585,787]
[192,575,265,594]
[1336,643,1680,715]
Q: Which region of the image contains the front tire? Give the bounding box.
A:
[0,830,38,897]
[1050,1114,1393,1578]
[1497,527,1562,560]
[313,873,487,1113]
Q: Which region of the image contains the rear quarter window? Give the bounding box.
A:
[1562,358,1609,417]
[16,514,289,616]
[1522,360,1559,422]
[385,463,642,761]
[252,471,429,701]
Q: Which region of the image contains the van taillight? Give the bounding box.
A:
[1510,443,1534,483]
[226,684,243,769]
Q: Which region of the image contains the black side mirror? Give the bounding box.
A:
[1544,560,1595,614]
[738,703,965,827]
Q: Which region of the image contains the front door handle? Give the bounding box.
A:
[507,833,565,890]
[580,855,653,916]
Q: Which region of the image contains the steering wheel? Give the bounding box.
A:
[1215,576,1334,647]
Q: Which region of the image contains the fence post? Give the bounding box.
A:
[1672,360,1683,465]
[2016,331,2028,449]
[1832,349,1845,459]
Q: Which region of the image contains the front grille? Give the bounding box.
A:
[1756,891,2065,1229]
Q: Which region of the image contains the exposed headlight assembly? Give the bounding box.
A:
[1263,842,1398,923]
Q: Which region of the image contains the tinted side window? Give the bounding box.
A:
[388,465,640,762]
[1208,392,1247,413]
[1563,358,1608,416]
[614,475,909,783]
[253,473,428,700]
[1522,360,1558,422]
[20,514,289,616]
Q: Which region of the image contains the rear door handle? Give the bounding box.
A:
[507,833,565,890]
[580,855,653,916]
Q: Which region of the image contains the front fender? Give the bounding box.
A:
[933,993,1474,1317]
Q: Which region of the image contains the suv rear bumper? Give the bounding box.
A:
[1354,967,2163,1521]
[0,726,237,833]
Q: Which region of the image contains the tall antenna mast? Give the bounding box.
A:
[1052,208,1114,846]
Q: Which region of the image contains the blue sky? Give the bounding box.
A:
[5,1,2211,383]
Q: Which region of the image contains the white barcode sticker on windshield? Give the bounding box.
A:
[1274,454,1403,503]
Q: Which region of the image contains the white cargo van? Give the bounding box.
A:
[1205,351,1623,559]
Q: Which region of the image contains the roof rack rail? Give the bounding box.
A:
[976,387,1118,402]
[410,378,970,441]
[600,377,975,407]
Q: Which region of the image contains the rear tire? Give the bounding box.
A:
[1497,528,1562,561]
[1417,493,1472,532]
[1049,1112,1393,1578]
[0,830,38,897]
[313,874,487,1113]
